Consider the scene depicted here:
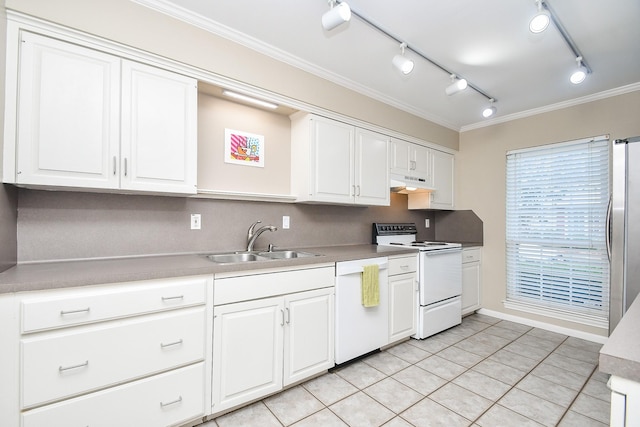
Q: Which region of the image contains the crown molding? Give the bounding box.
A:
[131,0,459,131]
[461,82,640,133]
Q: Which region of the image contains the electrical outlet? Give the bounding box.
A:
[191,214,201,230]
[425,218,430,228]
[282,215,290,229]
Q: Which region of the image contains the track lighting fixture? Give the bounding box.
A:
[322,0,351,31]
[529,0,550,33]
[320,2,496,116]
[445,74,468,96]
[392,42,414,75]
[482,99,497,118]
[569,56,588,84]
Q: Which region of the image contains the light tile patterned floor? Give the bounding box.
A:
[204,313,610,427]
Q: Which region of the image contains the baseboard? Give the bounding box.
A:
[477,308,608,345]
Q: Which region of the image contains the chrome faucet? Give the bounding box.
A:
[246,221,278,252]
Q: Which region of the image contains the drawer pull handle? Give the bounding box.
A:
[161,295,184,302]
[160,396,182,408]
[160,339,183,349]
[60,307,90,316]
[400,264,410,269]
[59,360,89,372]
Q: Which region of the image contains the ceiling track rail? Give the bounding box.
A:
[542,0,592,73]
[336,0,497,102]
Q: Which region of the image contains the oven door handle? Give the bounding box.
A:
[424,248,462,256]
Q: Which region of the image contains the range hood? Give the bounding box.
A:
[390,173,434,194]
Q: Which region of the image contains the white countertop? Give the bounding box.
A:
[600,294,640,382]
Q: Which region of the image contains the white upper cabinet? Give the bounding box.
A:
[8,31,197,194]
[291,114,389,206]
[15,32,121,189]
[121,61,197,193]
[354,128,390,206]
[390,138,433,188]
[430,149,455,209]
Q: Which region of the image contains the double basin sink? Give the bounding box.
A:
[205,250,321,264]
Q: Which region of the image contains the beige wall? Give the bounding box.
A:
[5,0,458,150]
[197,94,292,195]
[458,90,640,336]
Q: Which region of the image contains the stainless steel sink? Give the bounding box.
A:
[205,252,271,263]
[258,250,319,259]
[204,250,321,264]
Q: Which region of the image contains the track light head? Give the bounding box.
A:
[482,99,497,118]
[445,75,468,96]
[322,1,351,31]
[570,56,588,84]
[392,42,414,75]
[530,0,550,33]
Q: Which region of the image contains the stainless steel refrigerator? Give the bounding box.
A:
[609,136,640,333]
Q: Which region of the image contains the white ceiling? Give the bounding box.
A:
[139,0,640,131]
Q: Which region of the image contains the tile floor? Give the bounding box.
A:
[203,313,610,427]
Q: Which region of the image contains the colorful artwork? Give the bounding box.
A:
[224,129,265,167]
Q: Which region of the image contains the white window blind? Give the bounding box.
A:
[505,136,610,325]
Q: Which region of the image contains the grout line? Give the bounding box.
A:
[209,314,606,427]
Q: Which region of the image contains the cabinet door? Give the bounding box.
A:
[283,288,334,386]
[389,273,417,342]
[121,61,197,194]
[212,297,283,413]
[411,144,432,186]
[16,32,120,188]
[355,129,390,206]
[390,138,410,176]
[430,150,455,209]
[310,117,354,204]
[462,261,481,315]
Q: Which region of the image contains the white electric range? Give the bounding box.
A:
[373,223,463,339]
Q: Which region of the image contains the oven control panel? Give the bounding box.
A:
[372,223,418,238]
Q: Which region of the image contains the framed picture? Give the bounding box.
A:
[224,128,265,168]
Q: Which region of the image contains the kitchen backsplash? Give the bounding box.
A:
[0,185,18,270]
[15,189,482,263]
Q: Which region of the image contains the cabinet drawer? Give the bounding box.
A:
[462,248,482,263]
[22,362,205,427]
[21,275,209,333]
[21,307,205,409]
[388,255,417,275]
[215,266,335,305]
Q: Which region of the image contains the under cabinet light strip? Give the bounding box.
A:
[336,0,497,103]
[222,90,279,109]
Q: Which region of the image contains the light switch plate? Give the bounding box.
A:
[282,216,290,229]
[425,218,430,228]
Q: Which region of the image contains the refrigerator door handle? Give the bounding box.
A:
[606,194,612,262]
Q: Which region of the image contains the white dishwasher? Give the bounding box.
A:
[335,257,389,364]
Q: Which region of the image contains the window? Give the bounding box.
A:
[505,136,610,327]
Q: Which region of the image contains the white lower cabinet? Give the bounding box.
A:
[609,375,640,427]
[212,266,335,415]
[22,363,205,427]
[0,275,211,427]
[388,255,418,343]
[462,247,482,315]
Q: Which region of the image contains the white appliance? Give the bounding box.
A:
[609,136,640,333]
[373,223,462,339]
[335,257,389,364]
